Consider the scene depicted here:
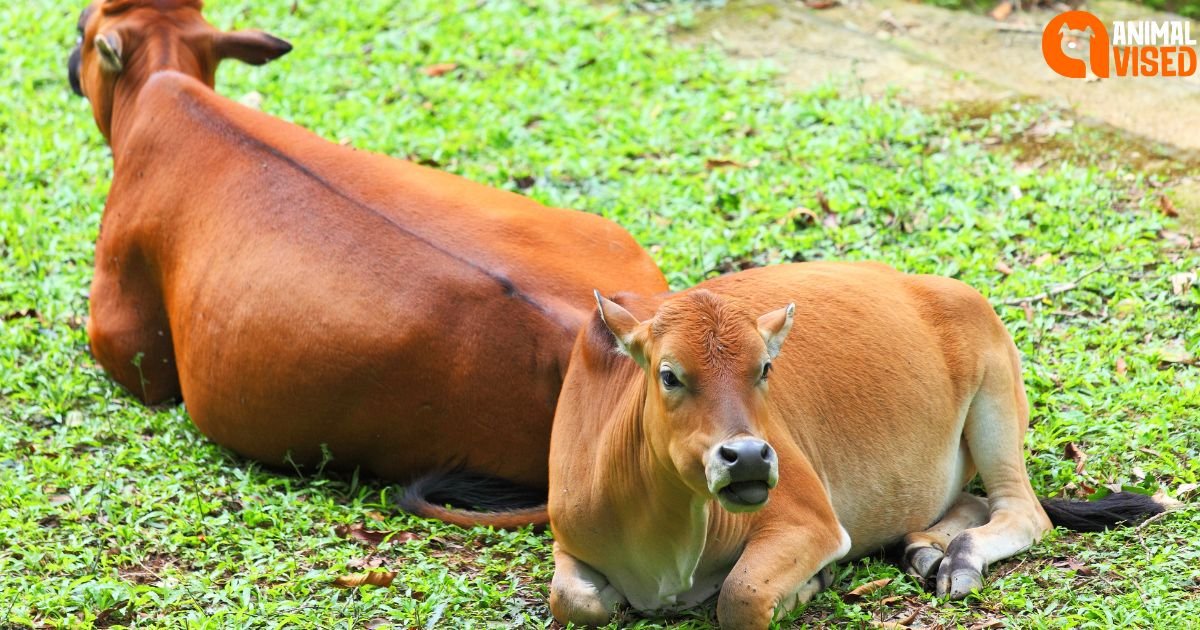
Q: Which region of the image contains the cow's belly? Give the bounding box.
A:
[829,438,974,559]
[165,263,565,487]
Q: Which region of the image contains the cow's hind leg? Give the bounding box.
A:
[936,352,1052,599]
[902,492,989,580]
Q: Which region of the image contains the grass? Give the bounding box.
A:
[1,0,1198,627]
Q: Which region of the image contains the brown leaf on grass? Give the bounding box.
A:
[1156,339,1196,366]
[347,555,387,570]
[1054,557,1095,576]
[896,605,923,626]
[1032,253,1055,267]
[1170,271,1196,295]
[335,522,419,547]
[705,158,744,169]
[816,190,832,215]
[805,0,840,9]
[1063,442,1087,476]
[421,62,458,77]
[995,261,1014,275]
[1159,195,1179,218]
[1176,482,1199,499]
[784,206,821,227]
[990,0,1014,21]
[844,577,891,601]
[968,621,1005,630]
[3,308,41,322]
[1115,356,1128,378]
[332,570,397,588]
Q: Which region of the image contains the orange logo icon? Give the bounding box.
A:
[1042,11,1109,78]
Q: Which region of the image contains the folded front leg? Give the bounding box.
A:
[549,542,628,627]
[718,522,849,628]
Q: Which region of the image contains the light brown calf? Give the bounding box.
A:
[548,262,1166,627]
[68,0,667,519]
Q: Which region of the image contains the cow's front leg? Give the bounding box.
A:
[717,523,849,628]
[549,543,628,627]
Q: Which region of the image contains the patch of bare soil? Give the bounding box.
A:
[673,0,1200,227]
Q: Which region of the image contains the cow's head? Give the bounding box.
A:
[595,289,794,513]
[68,0,291,140]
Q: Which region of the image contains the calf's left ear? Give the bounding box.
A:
[757,303,795,359]
[594,290,649,366]
[214,30,293,65]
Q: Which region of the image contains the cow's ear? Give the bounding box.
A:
[95,31,123,73]
[214,30,292,65]
[595,291,649,367]
[757,303,795,360]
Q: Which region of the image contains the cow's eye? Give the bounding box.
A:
[760,362,772,382]
[660,368,681,390]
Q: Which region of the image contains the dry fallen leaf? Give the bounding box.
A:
[804,0,839,9]
[1156,339,1196,366]
[421,62,458,77]
[1176,482,1199,499]
[995,261,1014,275]
[845,577,891,601]
[1115,356,1128,378]
[335,522,419,547]
[1063,442,1087,476]
[1055,556,1095,576]
[816,190,832,215]
[1170,271,1196,295]
[333,570,397,588]
[990,0,1014,21]
[1159,195,1179,218]
[705,158,744,169]
[968,620,1005,630]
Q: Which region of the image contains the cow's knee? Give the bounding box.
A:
[549,552,625,627]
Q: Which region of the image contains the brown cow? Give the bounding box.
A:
[67,0,667,523]
[547,262,1169,627]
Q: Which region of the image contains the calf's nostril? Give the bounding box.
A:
[719,445,738,464]
[760,444,771,460]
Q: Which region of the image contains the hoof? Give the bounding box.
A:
[935,535,984,600]
[905,546,944,581]
[936,565,983,600]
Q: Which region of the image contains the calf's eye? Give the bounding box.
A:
[760,362,772,382]
[660,368,681,390]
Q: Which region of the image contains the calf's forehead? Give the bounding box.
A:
[651,293,765,376]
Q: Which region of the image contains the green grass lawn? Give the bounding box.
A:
[2,0,1198,627]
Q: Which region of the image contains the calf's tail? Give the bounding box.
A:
[1039,492,1172,532]
[398,469,548,530]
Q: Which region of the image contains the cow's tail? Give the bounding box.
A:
[1039,491,1177,532]
[397,469,548,530]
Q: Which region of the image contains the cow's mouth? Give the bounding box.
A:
[718,480,770,508]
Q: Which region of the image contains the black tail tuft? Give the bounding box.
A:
[397,469,548,530]
[1040,492,1167,532]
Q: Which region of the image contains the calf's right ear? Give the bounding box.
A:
[214,30,293,66]
[594,290,648,367]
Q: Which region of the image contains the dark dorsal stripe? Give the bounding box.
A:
[167,79,575,334]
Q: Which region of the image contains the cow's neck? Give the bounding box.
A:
[108,42,209,157]
[594,384,716,608]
